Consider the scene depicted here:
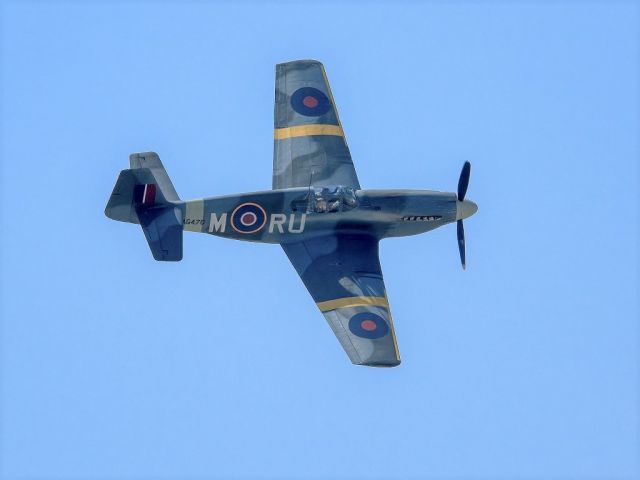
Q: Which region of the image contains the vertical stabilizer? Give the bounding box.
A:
[105,152,184,261]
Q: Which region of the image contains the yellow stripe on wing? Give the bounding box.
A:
[316,296,389,312]
[274,124,344,140]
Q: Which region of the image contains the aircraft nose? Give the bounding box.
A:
[456,199,478,220]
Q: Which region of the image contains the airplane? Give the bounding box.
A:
[105,60,478,367]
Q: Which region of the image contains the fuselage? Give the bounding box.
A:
[180,187,477,243]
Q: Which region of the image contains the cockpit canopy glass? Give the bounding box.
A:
[291,187,359,214]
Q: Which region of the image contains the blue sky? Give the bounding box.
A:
[1,1,638,479]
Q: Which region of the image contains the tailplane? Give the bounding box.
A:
[105,152,184,261]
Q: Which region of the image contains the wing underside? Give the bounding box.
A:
[282,235,400,367]
[273,60,360,190]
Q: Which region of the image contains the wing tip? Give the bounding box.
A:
[276,59,324,69]
[356,359,402,368]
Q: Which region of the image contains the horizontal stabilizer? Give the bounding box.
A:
[138,206,183,261]
[105,168,176,223]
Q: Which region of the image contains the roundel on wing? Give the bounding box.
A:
[348,312,390,339]
[290,87,331,117]
[230,202,267,234]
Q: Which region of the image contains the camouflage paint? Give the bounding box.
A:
[180,188,457,244]
[105,60,478,368]
[273,60,359,190]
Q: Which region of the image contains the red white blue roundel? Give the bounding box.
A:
[348,312,389,339]
[290,87,331,117]
[231,202,267,234]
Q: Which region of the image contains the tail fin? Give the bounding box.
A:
[105,152,184,261]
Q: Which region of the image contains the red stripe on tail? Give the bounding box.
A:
[142,184,156,205]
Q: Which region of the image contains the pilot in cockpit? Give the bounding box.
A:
[315,197,327,213]
[312,187,358,213]
[343,190,357,208]
[327,199,341,212]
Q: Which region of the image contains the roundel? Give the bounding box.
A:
[290,87,331,117]
[348,312,390,339]
[230,202,267,234]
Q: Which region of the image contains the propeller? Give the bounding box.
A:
[457,219,466,269]
[456,161,472,270]
[458,161,471,201]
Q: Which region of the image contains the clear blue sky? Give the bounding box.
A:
[1,1,638,479]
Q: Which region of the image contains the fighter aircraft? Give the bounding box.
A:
[105,60,478,367]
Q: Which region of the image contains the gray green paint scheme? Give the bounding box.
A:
[273,61,358,190]
[105,60,478,367]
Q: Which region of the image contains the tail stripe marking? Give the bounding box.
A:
[142,184,156,205]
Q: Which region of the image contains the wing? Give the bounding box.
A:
[273,60,360,190]
[282,235,400,367]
